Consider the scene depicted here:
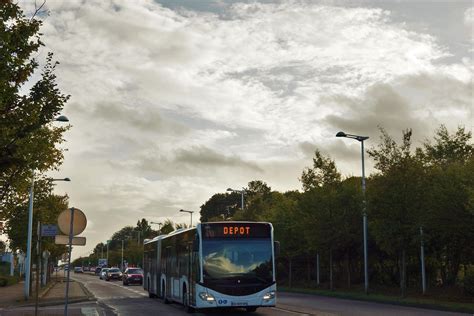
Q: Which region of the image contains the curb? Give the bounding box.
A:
[76,278,96,302]
[279,288,474,314]
[9,278,96,308]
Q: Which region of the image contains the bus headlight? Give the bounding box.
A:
[263,291,275,300]
[199,292,215,302]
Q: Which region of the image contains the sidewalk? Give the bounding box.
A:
[0,281,25,308]
[0,275,94,309]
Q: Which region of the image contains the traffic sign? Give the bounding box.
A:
[57,208,87,236]
[55,235,86,246]
[41,224,58,237]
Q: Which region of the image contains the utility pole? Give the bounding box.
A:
[106,241,109,265]
[420,226,426,294]
[121,240,124,271]
[336,131,370,294]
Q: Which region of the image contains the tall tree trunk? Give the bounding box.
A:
[329,248,333,291]
[307,256,311,281]
[346,252,351,289]
[400,249,407,297]
[288,257,292,288]
[316,252,320,286]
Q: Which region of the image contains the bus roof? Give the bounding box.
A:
[143,221,273,245]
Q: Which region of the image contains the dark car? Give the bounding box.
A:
[95,267,102,275]
[106,268,122,281]
[122,268,143,286]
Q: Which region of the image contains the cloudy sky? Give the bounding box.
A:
[17,0,473,259]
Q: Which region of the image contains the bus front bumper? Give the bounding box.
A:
[194,283,276,309]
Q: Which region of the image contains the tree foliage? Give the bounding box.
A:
[0,1,70,218]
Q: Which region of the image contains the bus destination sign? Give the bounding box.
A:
[202,223,271,239]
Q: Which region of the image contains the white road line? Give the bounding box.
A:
[106,281,147,296]
[271,307,311,315]
[81,307,100,316]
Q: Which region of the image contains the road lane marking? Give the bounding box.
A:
[106,281,147,297]
[271,307,311,315]
[81,307,100,316]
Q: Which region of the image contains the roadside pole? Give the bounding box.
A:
[420,226,426,294]
[34,221,42,316]
[316,253,320,286]
[121,240,124,271]
[64,207,75,316]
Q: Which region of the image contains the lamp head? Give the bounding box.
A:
[55,115,69,122]
[64,177,71,182]
[336,131,346,137]
[226,188,233,192]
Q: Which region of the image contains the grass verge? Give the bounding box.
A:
[278,286,474,314]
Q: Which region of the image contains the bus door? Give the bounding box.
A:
[165,246,172,297]
[187,241,194,304]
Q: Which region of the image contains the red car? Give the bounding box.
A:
[122,268,143,286]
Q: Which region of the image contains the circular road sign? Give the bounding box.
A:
[58,208,87,236]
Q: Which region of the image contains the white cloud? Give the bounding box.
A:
[23,0,471,259]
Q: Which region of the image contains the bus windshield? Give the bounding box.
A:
[202,238,273,283]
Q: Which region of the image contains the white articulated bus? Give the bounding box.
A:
[143,222,277,313]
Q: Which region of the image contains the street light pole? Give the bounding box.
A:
[121,240,124,271]
[226,187,246,210]
[179,209,194,227]
[25,176,70,300]
[336,131,369,294]
[23,115,69,300]
[150,222,163,233]
[24,177,34,300]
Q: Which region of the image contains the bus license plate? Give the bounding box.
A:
[231,302,248,306]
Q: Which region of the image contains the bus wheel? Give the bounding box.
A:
[147,278,155,298]
[246,307,257,312]
[163,280,170,304]
[183,286,194,313]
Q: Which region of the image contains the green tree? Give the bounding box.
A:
[300,149,341,191]
[233,180,272,221]
[421,126,474,285]
[135,218,153,239]
[367,128,427,296]
[264,191,304,287]
[160,219,175,235]
[200,192,241,222]
[0,1,70,219]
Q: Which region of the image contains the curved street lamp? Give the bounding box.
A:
[336,130,369,294]
[179,209,194,227]
[24,115,70,300]
[226,187,246,210]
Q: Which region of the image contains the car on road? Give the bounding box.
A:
[83,266,90,272]
[105,268,122,281]
[95,267,102,275]
[100,268,109,280]
[74,266,83,273]
[122,268,143,286]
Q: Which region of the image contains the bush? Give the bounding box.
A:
[0,275,19,287]
[463,269,474,296]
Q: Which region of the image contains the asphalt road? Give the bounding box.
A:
[69,273,470,316]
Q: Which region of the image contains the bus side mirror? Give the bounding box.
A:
[274,241,280,256]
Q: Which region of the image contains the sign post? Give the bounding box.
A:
[57,207,87,316]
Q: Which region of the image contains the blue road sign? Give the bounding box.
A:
[41,224,58,237]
